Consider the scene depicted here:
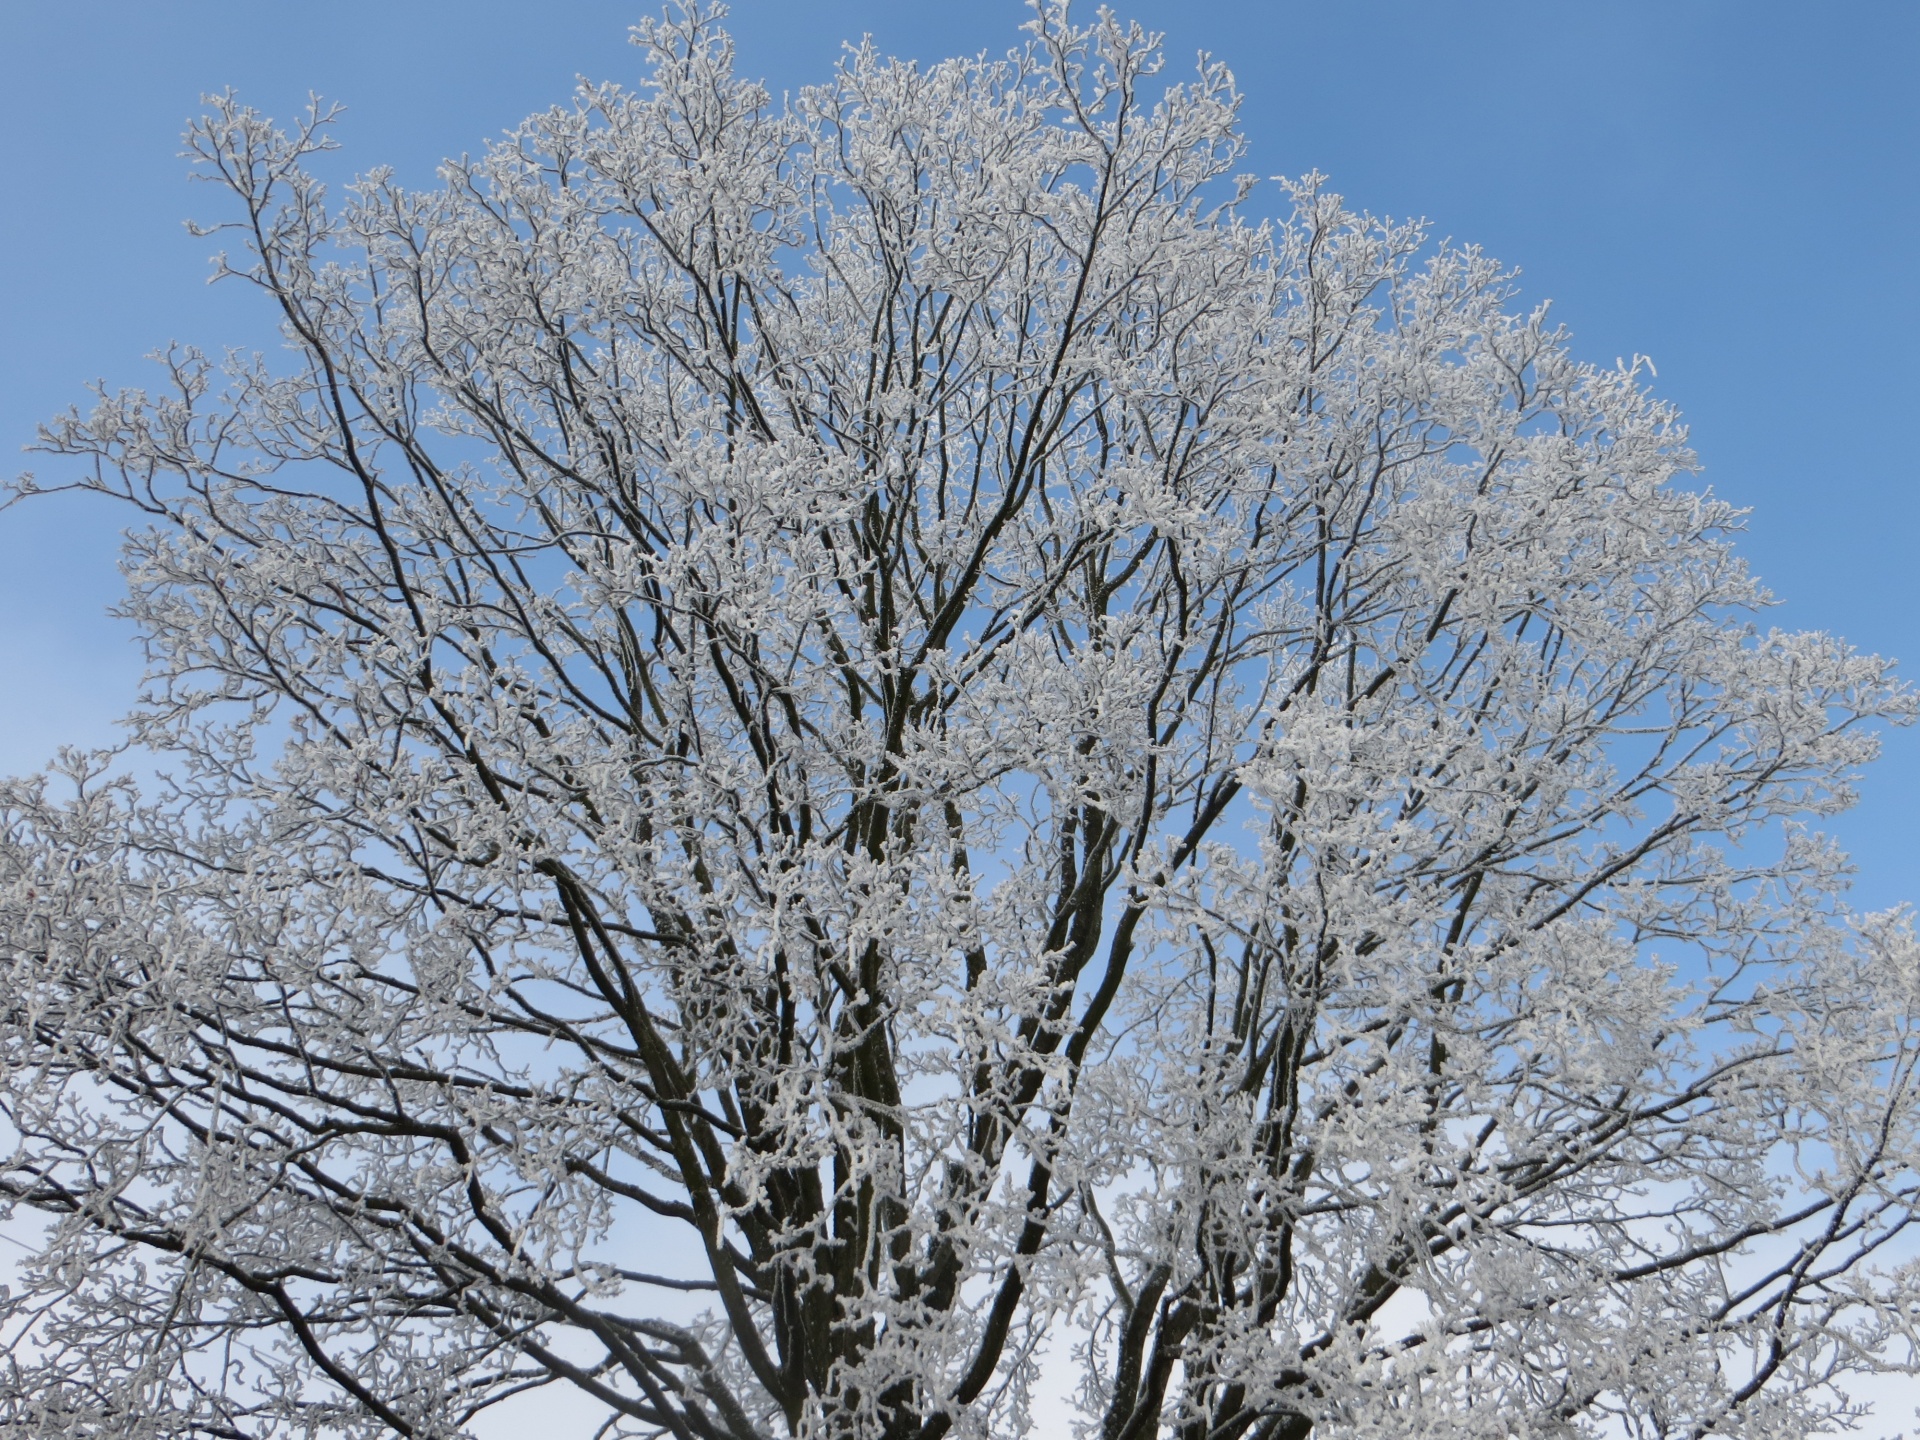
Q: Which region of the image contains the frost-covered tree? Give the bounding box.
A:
[2,6,1917,1438]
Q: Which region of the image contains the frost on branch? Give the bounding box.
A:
[2,5,1918,1438]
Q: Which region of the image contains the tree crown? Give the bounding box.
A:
[2,6,1917,1439]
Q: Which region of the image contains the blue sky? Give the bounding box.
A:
[2,0,1914,909]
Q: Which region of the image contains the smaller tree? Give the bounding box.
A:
[2,6,1918,1439]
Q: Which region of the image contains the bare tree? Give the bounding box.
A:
[2,7,1917,1438]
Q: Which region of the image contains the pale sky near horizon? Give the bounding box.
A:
[2,0,1915,915]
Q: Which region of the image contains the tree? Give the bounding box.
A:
[2,5,1917,1437]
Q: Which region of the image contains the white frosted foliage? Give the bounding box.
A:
[1,6,1917,1438]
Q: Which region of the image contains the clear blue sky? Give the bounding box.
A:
[2,1,1915,909]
